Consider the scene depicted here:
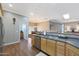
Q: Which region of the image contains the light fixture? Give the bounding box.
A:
[9,4,13,7]
[63,13,70,19]
[29,12,34,16]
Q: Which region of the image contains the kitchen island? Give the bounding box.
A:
[31,33,79,56]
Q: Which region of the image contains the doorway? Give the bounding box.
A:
[20,31,24,40]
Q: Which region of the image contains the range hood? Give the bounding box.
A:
[0,4,3,16]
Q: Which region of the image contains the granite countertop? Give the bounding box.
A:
[33,34,79,48]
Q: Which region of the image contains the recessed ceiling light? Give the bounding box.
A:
[63,13,70,19]
[9,4,13,7]
[29,12,34,16]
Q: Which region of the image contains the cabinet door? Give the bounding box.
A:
[66,44,79,56]
[56,42,65,56]
[41,38,47,52]
[31,35,35,46]
[47,39,56,56]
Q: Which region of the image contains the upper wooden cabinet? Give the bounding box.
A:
[47,39,56,56]
[0,4,3,16]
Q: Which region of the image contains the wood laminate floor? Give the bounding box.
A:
[0,38,40,56]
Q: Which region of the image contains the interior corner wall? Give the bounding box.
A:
[2,11,28,45]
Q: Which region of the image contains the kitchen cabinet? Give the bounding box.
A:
[31,35,79,56]
[31,35,35,47]
[66,44,79,56]
[46,39,56,56]
[41,38,47,52]
[56,41,66,56]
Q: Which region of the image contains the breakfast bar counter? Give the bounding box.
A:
[31,33,79,56]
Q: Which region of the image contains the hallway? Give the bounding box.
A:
[0,39,40,56]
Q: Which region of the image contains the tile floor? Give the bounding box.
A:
[36,52,47,56]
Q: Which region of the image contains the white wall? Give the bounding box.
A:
[37,21,49,32]
[64,22,79,32]
[2,11,28,45]
[37,21,63,33]
[49,22,63,33]
[29,22,37,34]
[29,21,49,33]
[29,21,63,33]
[19,17,28,40]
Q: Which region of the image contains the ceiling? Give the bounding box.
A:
[2,3,79,23]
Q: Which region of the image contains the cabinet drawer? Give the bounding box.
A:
[57,42,65,46]
[66,44,78,51]
[56,46,65,56]
[57,46,64,51]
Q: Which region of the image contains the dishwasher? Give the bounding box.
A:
[34,36,41,50]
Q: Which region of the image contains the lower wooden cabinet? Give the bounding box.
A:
[46,39,56,56]
[56,41,66,56]
[31,35,35,46]
[41,38,47,52]
[66,44,79,56]
[31,35,79,56]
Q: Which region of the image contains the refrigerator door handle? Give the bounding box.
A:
[0,17,5,39]
[2,26,5,38]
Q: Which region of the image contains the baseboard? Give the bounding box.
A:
[1,40,20,47]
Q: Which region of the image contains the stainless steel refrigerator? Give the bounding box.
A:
[0,17,4,55]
